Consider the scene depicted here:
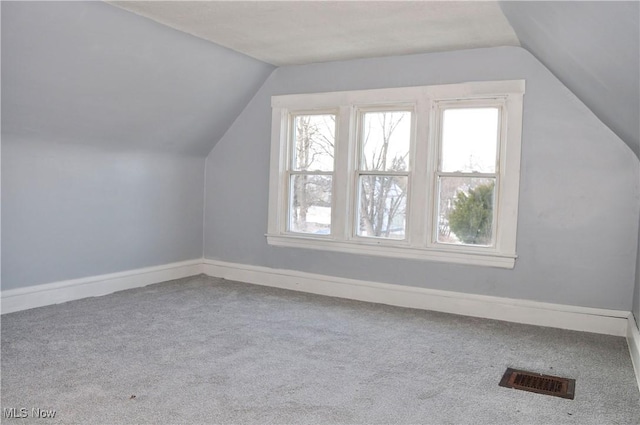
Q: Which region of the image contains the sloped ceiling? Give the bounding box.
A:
[1,1,274,156]
[499,1,640,158]
[110,0,639,159]
[3,1,638,159]
[109,1,520,66]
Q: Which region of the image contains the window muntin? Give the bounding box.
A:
[268,81,524,268]
[356,110,412,240]
[286,113,336,235]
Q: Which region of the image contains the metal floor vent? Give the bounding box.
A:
[499,368,575,400]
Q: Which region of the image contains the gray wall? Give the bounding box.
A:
[0,1,272,289]
[2,136,204,290]
[500,1,640,159]
[634,215,640,327]
[204,46,640,311]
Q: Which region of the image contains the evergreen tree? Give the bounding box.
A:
[448,182,494,245]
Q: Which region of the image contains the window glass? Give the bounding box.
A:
[441,108,499,173]
[289,175,332,234]
[292,114,335,172]
[360,111,411,172]
[357,175,408,239]
[288,114,335,235]
[357,110,411,240]
[437,177,495,246]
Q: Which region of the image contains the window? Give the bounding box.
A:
[288,113,336,235]
[356,109,412,240]
[267,81,524,268]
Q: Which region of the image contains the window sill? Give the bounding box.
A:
[266,234,516,269]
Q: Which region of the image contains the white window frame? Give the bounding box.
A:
[267,80,524,269]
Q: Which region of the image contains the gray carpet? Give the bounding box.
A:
[1,274,639,424]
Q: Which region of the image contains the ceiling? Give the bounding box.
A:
[499,1,639,158]
[108,1,520,66]
[109,0,640,158]
[2,1,637,158]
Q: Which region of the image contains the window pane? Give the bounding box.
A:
[437,177,495,246]
[292,114,335,172]
[360,111,411,172]
[357,175,407,239]
[289,174,332,234]
[441,108,499,173]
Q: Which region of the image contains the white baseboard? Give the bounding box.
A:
[1,259,204,314]
[628,314,640,394]
[1,257,633,340]
[203,259,630,337]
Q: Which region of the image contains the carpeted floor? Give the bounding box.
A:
[1,274,639,424]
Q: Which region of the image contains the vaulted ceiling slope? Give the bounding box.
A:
[4,2,637,159]
[109,1,520,66]
[500,1,640,159]
[110,1,639,159]
[1,1,274,156]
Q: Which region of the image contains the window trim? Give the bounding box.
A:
[267,80,525,269]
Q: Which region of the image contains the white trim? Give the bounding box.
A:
[270,80,526,110]
[266,234,516,268]
[627,314,640,395]
[1,259,204,314]
[203,259,629,337]
[268,80,524,268]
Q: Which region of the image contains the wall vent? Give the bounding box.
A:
[499,368,575,400]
